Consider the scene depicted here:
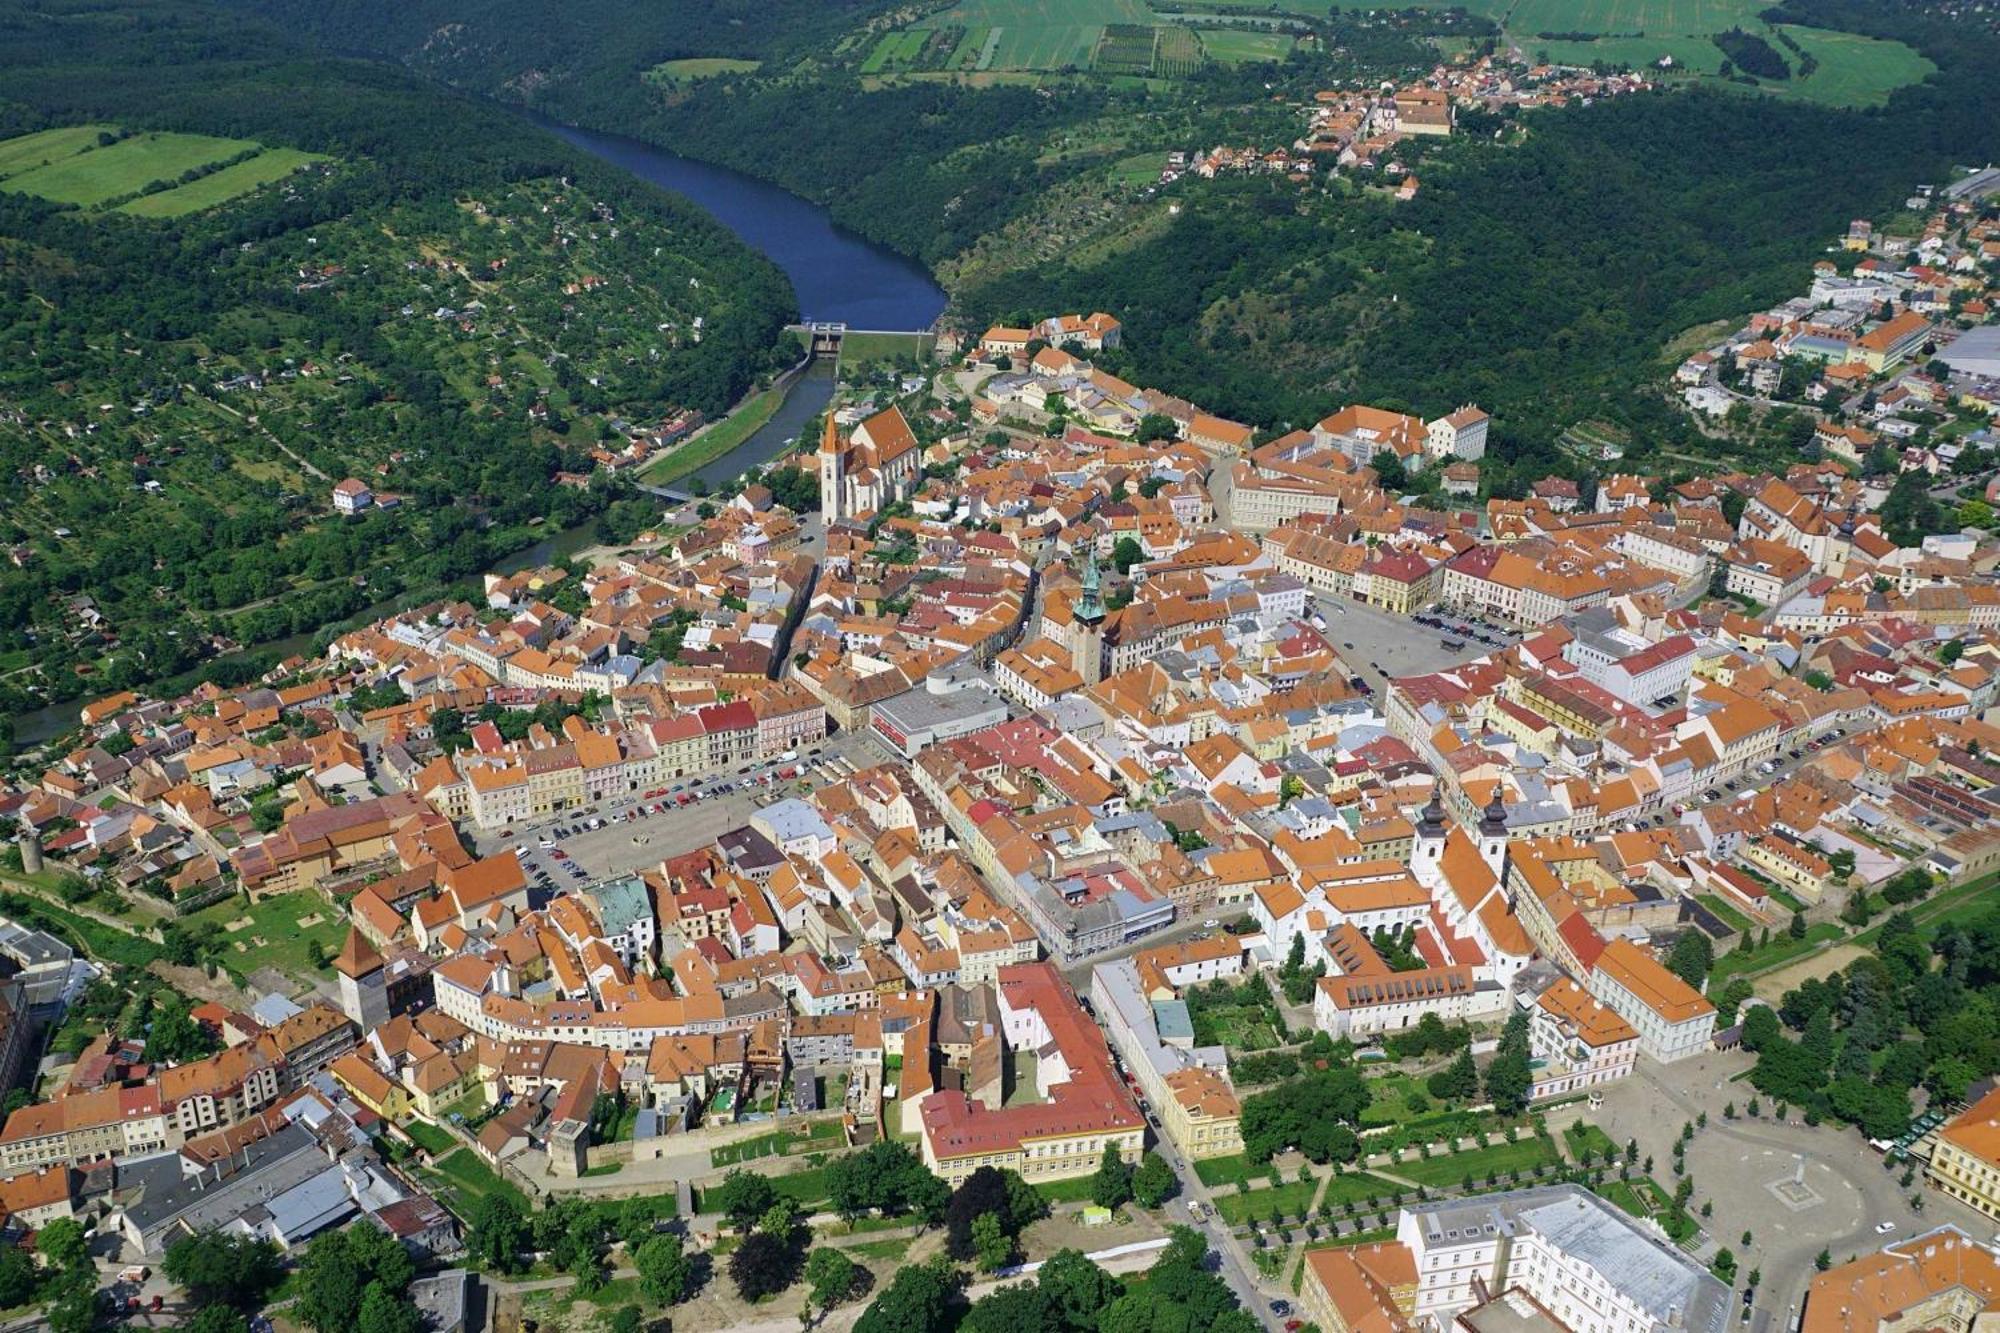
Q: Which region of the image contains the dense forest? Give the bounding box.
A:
[0,0,797,727]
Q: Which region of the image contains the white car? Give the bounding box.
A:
[1875,1221,1896,1234]
[538,838,555,849]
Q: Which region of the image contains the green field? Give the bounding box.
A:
[644,57,762,83]
[641,378,789,485]
[1,130,259,207]
[1199,29,1295,64]
[836,330,937,369]
[120,148,325,217]
[188,890,349,982]
[1766,25,1935,106]
[0,127,322,215]
[1095,24,1159,74]
[885,0,1158,74]
[1392,1136,1561,1188]
[0,125,118,178]
[425,1149,531,1216]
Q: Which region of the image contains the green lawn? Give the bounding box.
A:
[1,130,260,207]
[641,379,788,485]
[845,1236,913,1263]
[1563,1122,1618,1161]
[426,1149,530,1216]
[0,125,118,179]
[1766,26,1934,106]
[837,331,936,370]
[1598,1175,1697,1241]
[1193,1153,1265,1188]
[643,57,762,84]
[188,890,348,983]
[1695,893,1754,933]
[1393,1136,1561,1188]
[405,1120,456,1155]
[1707,920,1846,989]
[119,148,326,217]
[1034,1174,1104,1205]
[1216,1179,1318,1225]
[1199,29,1295,64]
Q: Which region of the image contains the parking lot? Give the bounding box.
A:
[1307,592,1523,690]
[471,729,880,892]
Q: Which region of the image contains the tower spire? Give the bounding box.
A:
[1076,544,1105,624]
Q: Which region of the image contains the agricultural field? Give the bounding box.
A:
[1199,28,1295,63]
[864,0,1298,77]
[0,126,323,215]
[1095,24,1160,74]
[642,57,762,84]
[1479,0,1934,106]
[119,148,326,217]
[1764,25,1935,106]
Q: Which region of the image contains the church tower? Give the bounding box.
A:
[1071,546,1107,686]
[1414,791,1448,871]
[333,926,390,1031]
[1478,789,1510,881]
[817,414,846,522]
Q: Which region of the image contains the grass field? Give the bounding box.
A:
[1393,1136,1561,1188]
[0,125,117,178]
[425,1149,530,1217]
[1,130,258,207]
[643,57,762,83]
[836,330,937,370]
[405,1120,456,1155]
[886,0,1162,74]
[1766,25,1935,106]
[188,890,348,982]
[1598,1175,1697,1241]
[1199,29,1294,64]
[0,127,322,216]
[1695,892,1754,933]
[120,148,324,217]
[641,378,788,484]
[1193,1153,1268,1188]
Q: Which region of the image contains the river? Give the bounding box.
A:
[534,116,946,331]
[10,118,945,749]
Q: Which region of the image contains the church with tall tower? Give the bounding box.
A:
[817,403,922,522]
[1070,546,1107,686]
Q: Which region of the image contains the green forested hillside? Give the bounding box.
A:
[0,0,796,726]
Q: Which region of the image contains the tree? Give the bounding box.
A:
[1789,911,1808,941]
[732,1231,803,1302]
[635,1233,694,1307]
[1240,1066,1370,1164]
[805,1247,862,1312]
[1092,1145,1133,1209]
[1136,413,1177,444]
[184,1309,249,1333]
[1484,1011,1533,1115]
[713,1168,778,1233]
[972,1213,1015,1272]
[162,1230,282,1310]
[356,1284,423,1333]
[1132,1152,1176,1208]
[1667,932,1713,989]
[828,1141,948,1223]
[0,1245,39,1309]
[608,1308,642,1333]
[468,1194,530,1274]
[853,1258,961,1333]
[37,1217,90,1276]
[1112,536,1144,575]
[1038,1250,1122,1331]
[1370,450,1409,492]
[293,1223,415,1333]
[1427,1049,1479,1102]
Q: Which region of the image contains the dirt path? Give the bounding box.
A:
[1750,942,1868,1001]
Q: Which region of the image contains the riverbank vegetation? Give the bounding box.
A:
[0,0,798,737]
